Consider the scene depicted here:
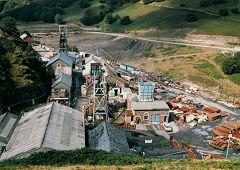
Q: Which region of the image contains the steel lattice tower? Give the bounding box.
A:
[58,25,69,53]
[93,72,108,123]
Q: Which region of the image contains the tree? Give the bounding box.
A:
[69,45,79,53]
[55,13,63,24]
[105,13,116,24]
[79,0,90,8]
[231,8,239,14]
[219,8,229,16]
[120,16,132,25]
[200,0,209,7]
[0,17,19,35]
[186,14,198,22]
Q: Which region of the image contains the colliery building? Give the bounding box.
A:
[0,102,85,160]
[88,121,130,153]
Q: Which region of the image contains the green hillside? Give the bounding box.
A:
[1,0,240,37]
[0,17,51,108]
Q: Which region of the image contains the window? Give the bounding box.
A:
[57,63,61,67]
[144,116,149,120]
[143,112,149,120]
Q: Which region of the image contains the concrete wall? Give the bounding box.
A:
[52,60,72,77]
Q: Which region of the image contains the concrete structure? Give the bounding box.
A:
[0,113,19,148]
[138,81,155,101]
[88,121,130,153]
[0,102,85,160]
[129,101,170,124]
[46,52,73,77]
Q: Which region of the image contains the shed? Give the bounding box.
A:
[0,102,85,160]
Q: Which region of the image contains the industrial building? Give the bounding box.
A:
[0,102,85,160]
[129,101,170,124]
[50,73,72,105]
[88,121,130,153]
[82,56,101,77]
[46,52,73,78]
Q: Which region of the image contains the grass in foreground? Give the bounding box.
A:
[1,148,240,170]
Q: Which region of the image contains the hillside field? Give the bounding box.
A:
[60,0,240,37]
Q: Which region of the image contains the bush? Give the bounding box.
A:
[179,3,186,7]
[131,0,140,3]
[219,8,229,16]
[81,8,105,26]
[221,53,240,75]
[0,17,19,35]
[120,16,132,25]
[79,0,91,8]
[212,0,226,5]
[0,148,155,167]
[231,8,239,14]
[143,0,154,5]
[200,0,210,7]
[105,13,116,24]
[186,13,198,22]
[69,45,79,52]
[55,13,62,24]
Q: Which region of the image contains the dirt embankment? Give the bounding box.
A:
[186,34,240,44]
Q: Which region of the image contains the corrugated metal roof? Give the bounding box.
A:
[46,52,73,67]
[132,101,170,111]
[0,113,19,145]
[88,121,130,153]
[52,73,72,88]
[0,102,85,160]
[85,56,100,64]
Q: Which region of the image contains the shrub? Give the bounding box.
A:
[143,0,154,5]
[131,0,140,3]
[219,8,229,16]
[231,8,239,14]
[212,0,226,5]
[79,0,91,8]
[105,13,116,24]
[55,13,63,24]
[200,0,210,7]
[81,8,105,26]
[120,16,132,25]
[69,45,79,52]
[221,53,240,75]
[179,3,186,7]
[186,13,198,22]
[0,17,18,35]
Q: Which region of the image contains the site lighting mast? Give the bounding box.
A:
[58,25,69,53]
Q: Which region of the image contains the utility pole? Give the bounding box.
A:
[226,133,232,158]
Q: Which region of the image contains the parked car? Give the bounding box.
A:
[162,123,173,132]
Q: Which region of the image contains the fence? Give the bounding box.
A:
[0,93,48,113]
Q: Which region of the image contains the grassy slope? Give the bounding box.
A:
[61,0,240,37]
[3,159,240,170]
[129,50,240,97]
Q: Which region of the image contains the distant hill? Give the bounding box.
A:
[1,0,240,37]
[0,19,51,108]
